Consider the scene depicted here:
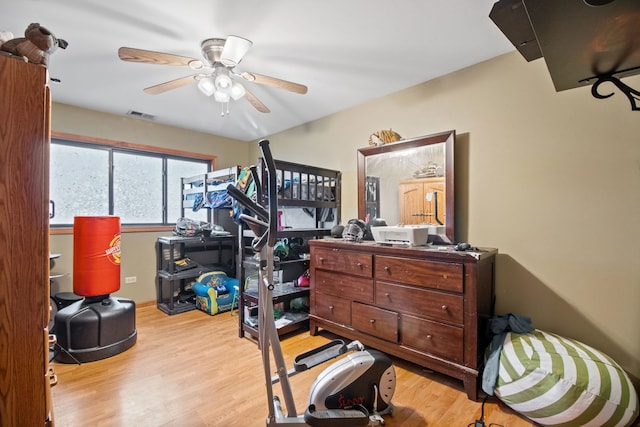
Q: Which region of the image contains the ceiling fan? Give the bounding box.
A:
[118,36,308,116]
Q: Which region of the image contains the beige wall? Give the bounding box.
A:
[50,51,640,386]
[51,103,249,168]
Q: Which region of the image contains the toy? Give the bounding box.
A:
[192,271,239,315]
[0,23,68,67]
[368,128,402,146]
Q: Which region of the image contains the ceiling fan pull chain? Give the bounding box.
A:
[219,101,231,117]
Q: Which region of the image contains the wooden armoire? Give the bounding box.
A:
[0,54,55,425]
[399,177,446,226]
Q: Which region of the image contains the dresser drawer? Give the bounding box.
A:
[352,302,398,343]
[314,270,374,303]
[376,281,463,325]
[312,247,373,277]
[375,255,463,293]
[401,314,463,363]
[313,292,351,326]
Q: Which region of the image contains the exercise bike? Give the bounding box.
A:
[227,139,396,427]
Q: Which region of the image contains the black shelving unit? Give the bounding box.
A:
[237,228,330,338]
[156,235,235,315]
[242,281,311,337]
[234,157,341,340]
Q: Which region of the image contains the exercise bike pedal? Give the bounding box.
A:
[369,414,385,425]
[294,339,347,372]
[303,404,369,427]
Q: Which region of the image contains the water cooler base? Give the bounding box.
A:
[54,296,137,363]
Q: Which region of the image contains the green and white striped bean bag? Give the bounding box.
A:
[495,330,639,427]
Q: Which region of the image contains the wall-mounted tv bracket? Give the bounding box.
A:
[581,66,640,111]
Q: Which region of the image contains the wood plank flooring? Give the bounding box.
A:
[51,304,535,427]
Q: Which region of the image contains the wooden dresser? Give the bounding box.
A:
[309,239,497,401]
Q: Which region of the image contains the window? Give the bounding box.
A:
[113,151,164,224]
[50,137,211,227]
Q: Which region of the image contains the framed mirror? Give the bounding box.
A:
[357,130,455,242]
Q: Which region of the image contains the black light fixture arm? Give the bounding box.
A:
[583,64,640,112]
[591,74,640,111]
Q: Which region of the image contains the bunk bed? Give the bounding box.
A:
[181,166,242,217]
[238,158,341,339]
[262,158,340,228]
[155,166,241,315]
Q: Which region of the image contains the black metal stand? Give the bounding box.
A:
[591,74,640,111]
[50,343,81,365]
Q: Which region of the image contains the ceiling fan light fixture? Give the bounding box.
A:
[214,90,230,103]
[215,73,233,90]
[197,77,215,96]
[230,82,246,100]
[220,35,253,67]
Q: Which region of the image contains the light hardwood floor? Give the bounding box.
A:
[51,303,536,427]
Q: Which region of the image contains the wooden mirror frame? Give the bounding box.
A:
[357,130,456,242]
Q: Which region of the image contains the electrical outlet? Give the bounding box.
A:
[125,276,137,284]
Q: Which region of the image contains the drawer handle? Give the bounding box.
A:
[369,319,376,324]
[356,262,363,268]
[426,334,433,340]
[49,373,58,387]
[441,305,448,311]
[319,257,325,263]
[443,274,448,279]
[329,305,334,312]
[384,292,391,299]
[384,266,390,272]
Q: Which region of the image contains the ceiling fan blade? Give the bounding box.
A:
[240,72,308,94]
[118,47,205,69]
[244,89,270,113]
[143,75,198,95]
[220,36,253,67]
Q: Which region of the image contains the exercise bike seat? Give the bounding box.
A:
[294,340,347,372]
[304,404,369,427]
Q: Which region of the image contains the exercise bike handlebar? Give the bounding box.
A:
[224,140,278,252]
[226,184,269,222]
[259,139,278,250]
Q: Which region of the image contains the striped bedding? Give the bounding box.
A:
[494,330,639,427]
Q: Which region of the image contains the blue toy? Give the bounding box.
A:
[192,271,239,315]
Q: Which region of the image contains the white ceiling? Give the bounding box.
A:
[5,0,514,142]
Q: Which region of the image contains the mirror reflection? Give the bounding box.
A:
[357,130,455,242]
